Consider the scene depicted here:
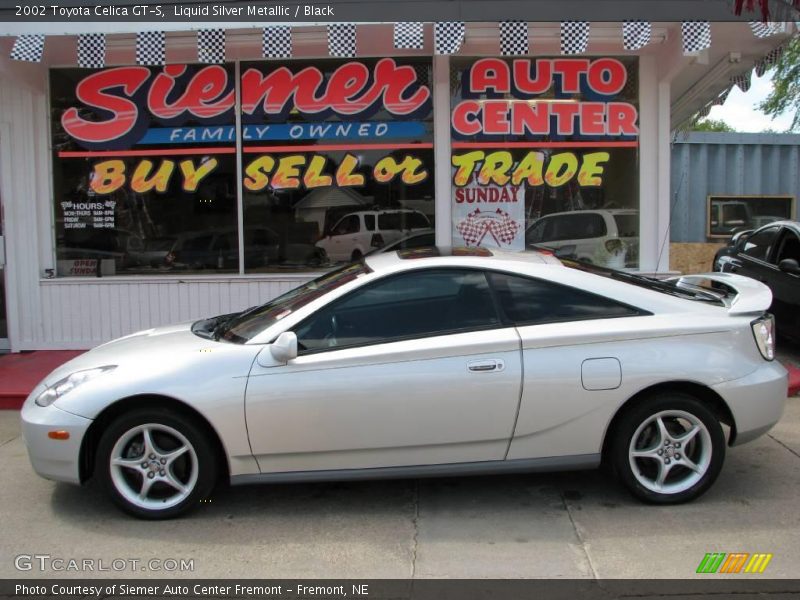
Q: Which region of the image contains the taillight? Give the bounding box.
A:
[371,234,384,248]
[751,315,775,361]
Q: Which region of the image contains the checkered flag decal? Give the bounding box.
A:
[622,21,651,51]
[681,21,711,54]
[560,21,589,55]
[77,33,105,68]
[731,71,752,92]
[198,29,225,64]
[749,21,781,38]
[457,209,521,247]
[394,22,424,50]
[434,22,465,55]
[328,23,356,57]
[136,31,166,66]
[499,21,528,56]
[262,26,291,58]
[10,34,45,63]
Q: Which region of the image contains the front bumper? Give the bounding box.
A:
[20,397,92,485]
[712,360,788,446]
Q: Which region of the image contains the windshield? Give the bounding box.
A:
[561,259,726,306]
[214,262,373,344]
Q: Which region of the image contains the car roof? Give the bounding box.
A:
[365,246,561,271]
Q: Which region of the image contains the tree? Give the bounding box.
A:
[691,119,736,132]
[758,35,800,131]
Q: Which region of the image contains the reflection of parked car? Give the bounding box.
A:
[713,220,800,340]
[315,209,430,262]
[366,229,435,256]
[526,209,638,268]
[166,227,280,270]
[22,247,786,518]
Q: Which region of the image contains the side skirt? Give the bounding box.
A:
[230,454,601,486]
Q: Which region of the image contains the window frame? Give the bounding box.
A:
[740,225,782,265]
[291,267,507,356]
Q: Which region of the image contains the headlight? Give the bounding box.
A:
[751,315,775,361]
[35,366,117,407]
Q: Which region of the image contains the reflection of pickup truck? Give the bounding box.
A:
[710,201,751,236]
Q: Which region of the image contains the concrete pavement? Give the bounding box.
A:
[1,395,798,580]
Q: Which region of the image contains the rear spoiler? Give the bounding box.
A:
[666,273,773,316]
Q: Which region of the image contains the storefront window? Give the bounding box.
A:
[450,57,640,268]
[50,65,239,276]
[239,58,434,271]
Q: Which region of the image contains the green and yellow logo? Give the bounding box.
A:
[696,553,773,574]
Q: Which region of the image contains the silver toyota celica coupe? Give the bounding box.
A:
[22,247,787,518]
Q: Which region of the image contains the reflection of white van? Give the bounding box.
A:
[709,201,751,235]
[316,209,430,262]
[526,209,639,268]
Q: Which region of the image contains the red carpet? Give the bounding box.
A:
[788,364,800,398]
[0,351,84,409]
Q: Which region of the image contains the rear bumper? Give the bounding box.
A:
[20,397,91,485]
[712,360,788,446]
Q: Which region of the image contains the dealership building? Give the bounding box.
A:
[0,5,794,351]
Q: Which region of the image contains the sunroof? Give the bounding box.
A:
[396,246,494,260]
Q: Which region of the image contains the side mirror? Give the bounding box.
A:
[778,258,800,275]
[269,331,298,363]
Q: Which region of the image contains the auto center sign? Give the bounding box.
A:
[54,59,433,195]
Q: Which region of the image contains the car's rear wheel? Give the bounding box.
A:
[611,392,725,504]
[96,408,218,519]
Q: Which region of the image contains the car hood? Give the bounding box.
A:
[42,322,211,385]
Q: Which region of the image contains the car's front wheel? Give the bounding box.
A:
[96,408,218,519]
[610,392,725,504]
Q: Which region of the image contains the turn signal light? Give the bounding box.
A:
[48,430,70,440]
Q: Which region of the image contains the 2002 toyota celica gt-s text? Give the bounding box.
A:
[22,247,787,518]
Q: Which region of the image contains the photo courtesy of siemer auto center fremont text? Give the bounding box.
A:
[0,0,799,597]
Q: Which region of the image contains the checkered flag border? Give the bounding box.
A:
[749,21,781,38]
[328,23,357,58]
[197,29,225,64]
[731,71,752,93]
[560,21,589,55]
[394,22,424,50]
[756,44,785,76]
[499,21,528,56]
[262,26,292,59]
[681,21,711,54]
[77,33,105,68]
[713,87,731,106]
[434,21,465,55]
[622,21,651,51]
[136,30,166,66]
[10,34,45,63]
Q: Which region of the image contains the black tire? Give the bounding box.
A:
[351,249,363,262]
[96,408,218,519]
[610,392,725,504]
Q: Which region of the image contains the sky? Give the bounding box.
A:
[704,68,795,132]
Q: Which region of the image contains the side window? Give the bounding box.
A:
[526,219,548,245]
[364,215,376,231]
[550,214,607,241]
[333,215,359,236]
[776,230,800,263]
[742,226,780,262]
[487,271,642,325]
[294,269,500,353]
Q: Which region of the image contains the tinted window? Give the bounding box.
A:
[333,216,360,236]
[488,271,640,325]
[612,214,638,238]
[294,269,500,353]
[776,230,800,263]
[406,213,430,228]
[549,214,607,241]
[364,215,376,231]
[526,220,549,245]
[378,213,402,231]
[743,226,780,262]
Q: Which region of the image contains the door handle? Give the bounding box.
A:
[467,359,505,373]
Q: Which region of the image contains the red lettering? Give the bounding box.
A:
[482,101,510,135]
[510,102,549,135]
[512,60,553,95]
[469,58,510,94]
[580,103,606,135]
[550,103,581,135]
[148,65,234,119]
[61,67,150,143]
[587,58,626,95]
[451,101,482,136]
[607,102,639,135]
[552,59,589,94]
